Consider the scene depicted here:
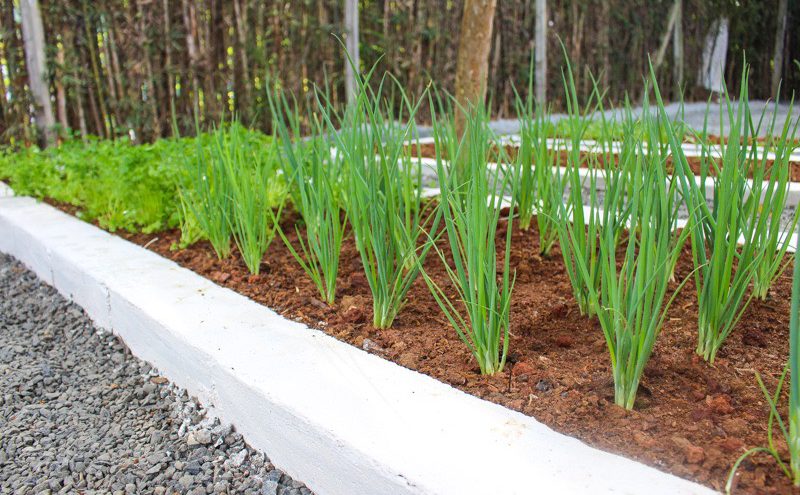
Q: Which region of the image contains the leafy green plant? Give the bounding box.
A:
[726,230,800,492]
[269,90,347,304]
[422,101,515,376]
[318,66,438,329]
[0,136,193,233]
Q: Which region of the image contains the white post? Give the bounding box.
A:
[700,17,729,94]
[344,0,360,105]
[19,0,55,146]
[534,0,547,103]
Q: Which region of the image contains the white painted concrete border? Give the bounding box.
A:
[407,137,800,208]
[0,191,716,494]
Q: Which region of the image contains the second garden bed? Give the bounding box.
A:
[406,142,800,180]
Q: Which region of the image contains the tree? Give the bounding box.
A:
[772,0,788,98]
[19,0,55,146]
[454,0,497,134]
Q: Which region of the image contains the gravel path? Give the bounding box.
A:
[0,252,313,495]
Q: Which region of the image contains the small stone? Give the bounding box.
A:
[187,429,212,446]
[0,253,312,495]
[179,474,194,488]
[230,449,247,467]
[261,480,279,495]
[361,338,384,353]
[145,463,162,475]
[185,460,202,475]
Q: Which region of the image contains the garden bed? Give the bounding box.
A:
[406,142,800,180]
[104,207,797,494]
[0,190,714,495]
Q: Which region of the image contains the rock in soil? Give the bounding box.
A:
[0,252,314,495]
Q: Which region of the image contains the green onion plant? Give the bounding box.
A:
[746,98,800,300]
[221,125,285,275]
[552,61,625,317]
[318,64,438,329]
[423,100,515,376]
[588,91,690,410]
[726,227,800,492]
[181,124,234,259]
[268,90,347,304]
[512,87,564,256]
[655,65,765,363]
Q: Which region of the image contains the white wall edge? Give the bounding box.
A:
[0,195,717,495]
[0,180,14,198]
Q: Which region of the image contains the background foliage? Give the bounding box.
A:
[0,0,797,145]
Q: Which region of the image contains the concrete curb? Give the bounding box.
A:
[0,192,716,495]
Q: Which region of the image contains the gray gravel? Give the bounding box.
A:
[0,252,313,495]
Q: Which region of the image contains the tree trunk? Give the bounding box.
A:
[62,27,88,140]
[672,0,684,97]
[653,0,680,71]
[0,45,7,130]
[182,0,200,119]
[534,0,547,103]
[136,1,162,139]
[454,0,497,133]
[771,0,788,98]
[82,2,111,138]
[344,0,360,104]
[55,35,68,136]
[4,0,31,142]
[163,0,176,129]
[19,0,55,147]
[232,0,249,117]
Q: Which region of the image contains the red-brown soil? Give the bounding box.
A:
[106,209,799,494]
[406,141,800,180]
